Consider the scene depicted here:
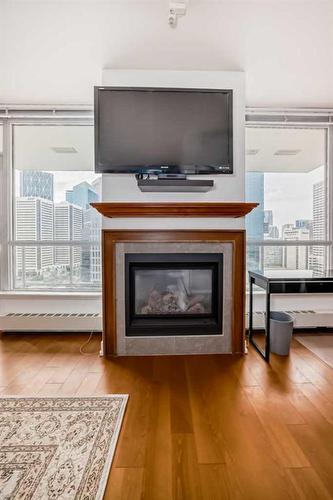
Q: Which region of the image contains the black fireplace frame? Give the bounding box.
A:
[125,253,223,336]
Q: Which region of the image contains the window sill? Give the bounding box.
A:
[0,291,102,299]
[1,290,326,298]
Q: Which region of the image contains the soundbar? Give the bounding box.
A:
[136,177,214,192]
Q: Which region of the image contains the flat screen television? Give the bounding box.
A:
[94,86,233,175]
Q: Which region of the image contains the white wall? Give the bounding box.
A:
[1,1,333,107]
[0,293,101,315]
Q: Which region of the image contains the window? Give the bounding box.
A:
[245,126,330,277]
[10,122,101,291]
[0,124,5,291]
[1,109,332,294]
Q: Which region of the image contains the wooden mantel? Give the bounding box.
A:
[91,202,258,218]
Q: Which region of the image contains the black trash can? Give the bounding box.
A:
[270,311,294,356]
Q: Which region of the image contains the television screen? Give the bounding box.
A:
[94,87,233,175]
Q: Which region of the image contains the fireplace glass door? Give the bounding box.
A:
[125,253,223,336]
[135,268,213,315]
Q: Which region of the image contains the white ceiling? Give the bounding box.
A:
[14,126,94,171]
[246,127,326,172]
[1,0,332,107]
[9,0,329,3]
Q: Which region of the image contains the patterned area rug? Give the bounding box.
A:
[0,395,128,499]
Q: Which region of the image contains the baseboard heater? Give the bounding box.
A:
[246,310,333,330]
[1,310,332,333]
[0,313,102,332]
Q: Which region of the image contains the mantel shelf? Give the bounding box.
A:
[91,202,258,218]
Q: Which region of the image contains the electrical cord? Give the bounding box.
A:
[79,331,100,355]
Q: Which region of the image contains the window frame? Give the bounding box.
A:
[1,106,333,293]
[0,107,100,292]
[245,114,333,274]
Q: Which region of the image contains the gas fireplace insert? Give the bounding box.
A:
[125,253,223,336]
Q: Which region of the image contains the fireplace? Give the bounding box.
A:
[125,253,223,336]
[99,229,246,356]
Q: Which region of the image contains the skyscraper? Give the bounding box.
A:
[65,181,98,210]
[20,170,54,201]
[54,202,83,270]
[282,226,310,270]
[265,246,283,268]
[245,172,264,270]
[296,219,313,236]
[16,197,54,274]
[82,208,101,283]
[312,181,325,275]
[268,225,279,239]
[91,177,102,199]
[264,210,273,234]
[79,177,102,284]
[264,221,282,268]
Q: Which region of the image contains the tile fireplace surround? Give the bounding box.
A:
[116,241,232,355]
[92,202,256,357]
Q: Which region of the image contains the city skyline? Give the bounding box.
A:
[246,169,326,275]
[15,170,102,287]
[16,170,100,204]
[246,167,325,241]
[262,165,324,232]
[16,168,327,286]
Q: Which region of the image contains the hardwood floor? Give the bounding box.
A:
[0,332,332,499]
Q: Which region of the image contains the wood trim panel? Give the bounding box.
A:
[102,232,117,357]
[92,202,258,219]
[102,230,246,357]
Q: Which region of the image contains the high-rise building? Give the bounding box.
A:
[296,219,312,231]
[20,171,54,201]
[282,226,310,269]
[263,209,281,268]
[91,177,102,199]
[295,219,313,239]
[265,246,283,268]
[65,181,98,210]
[312,181,326,275]
[268,225,279,239]
[16,197,54,274]
[79,177,102,283]
[81,208,101,283]
[282,224,293,234]
[264,222,282,268]
[264,210,273,233]
[245,172,264,270]
[54,202,83,270]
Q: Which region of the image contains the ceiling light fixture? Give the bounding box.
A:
[274,149,301,156]
[246,149,260,156]
[51,147,78,154]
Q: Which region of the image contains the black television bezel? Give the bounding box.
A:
[94,86,233,175]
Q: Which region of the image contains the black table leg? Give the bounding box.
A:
[249,276,253,341]
[249,277,270,362]
[264,288,270,362]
